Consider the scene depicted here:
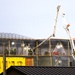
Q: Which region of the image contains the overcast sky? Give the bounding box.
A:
[0,0,75,39]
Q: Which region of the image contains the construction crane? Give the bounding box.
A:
[34,5,75,66]
[33,5,61,49]
[33,5,61,50]
[59,5,75,60]
[51,5,75,60]
[52,5,75,66]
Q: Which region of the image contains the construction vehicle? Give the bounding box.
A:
[34,5,75,61]
[53,5,75,60]
[55,5,75,60]
[57,5,75,60]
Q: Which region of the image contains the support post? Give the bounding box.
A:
[21,40,24,55]
[3,43,6,75]
[49,40,52,66]
[68,40,70,67]
[36,40,39,66]
[48,39,51,55]
[8,40,10,55]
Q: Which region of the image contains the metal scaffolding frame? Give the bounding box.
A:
[0,32,32,39]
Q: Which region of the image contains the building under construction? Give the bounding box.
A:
[0,32,75,73]
[0,5,75,75]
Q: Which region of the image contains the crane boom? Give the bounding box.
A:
[53,5,60,37]
[64,25,75,60]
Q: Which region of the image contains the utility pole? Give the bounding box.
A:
[3,43,6,75]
